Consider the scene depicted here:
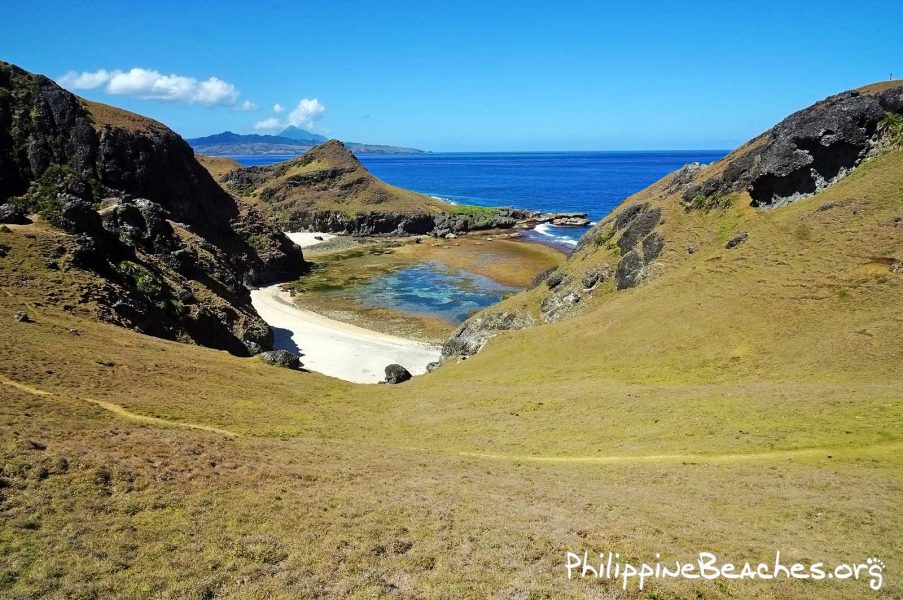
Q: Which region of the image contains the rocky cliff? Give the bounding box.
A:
[442,81,903,360]
[0,61,306,355]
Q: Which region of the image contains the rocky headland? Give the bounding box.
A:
[216,140,589,238]
[0,61,306,355]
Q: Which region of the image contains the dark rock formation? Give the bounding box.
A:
[581,265,611,290]
[615,251,645,290]
[384,364,412,384]
[580,202,665,290]
[0,61,307,356]
[683,86,903,208]
[0,203,27,224]
[258,350,302,370]
[442,311,535,358]
[617,208,661,254]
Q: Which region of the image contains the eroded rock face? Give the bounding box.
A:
[582,202,665,290]
[442,311,535,358]
[684,86,903,208]
[540,289,581,322]
[0,61,307,356]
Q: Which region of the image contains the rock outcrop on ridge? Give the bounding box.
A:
[681,85,903,208]
[441,81,903,360]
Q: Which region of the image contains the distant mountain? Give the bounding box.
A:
[186,130,426,156]
[277,126,327,143]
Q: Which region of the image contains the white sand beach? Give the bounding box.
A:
[284,231,336,248]
[250,284,442,384]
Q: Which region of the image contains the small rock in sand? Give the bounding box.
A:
[384,364,412,384]
[13,310,30,323]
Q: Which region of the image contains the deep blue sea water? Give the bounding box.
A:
[232,150,727,246]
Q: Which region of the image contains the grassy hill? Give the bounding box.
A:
[215,140,529,235]
[1,81,901,598]
[221,139,449,219]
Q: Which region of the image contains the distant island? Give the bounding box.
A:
[187,125,427,156]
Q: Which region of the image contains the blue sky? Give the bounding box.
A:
[1,1,900,151]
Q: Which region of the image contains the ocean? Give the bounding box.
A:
[231,150,727,246]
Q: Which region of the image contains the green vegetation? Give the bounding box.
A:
[878,112,903,148]
[685,193,735,213]
[449,204,500,218]
[9,165,81,226]
[591,224,615,249]
[119,260,165,299]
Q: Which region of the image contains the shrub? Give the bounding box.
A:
[119,260,166,300]
[685,194,733,213]
[878,112,903,148]
[592,225,614,247]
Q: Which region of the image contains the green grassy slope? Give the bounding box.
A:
[1,143,900,598]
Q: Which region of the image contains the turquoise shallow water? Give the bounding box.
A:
[356,261,519,323]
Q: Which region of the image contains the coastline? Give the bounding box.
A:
[251,283,441,384]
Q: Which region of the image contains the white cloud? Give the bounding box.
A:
[254,98,327,133]
[254,117,281,131]
[58,69,114,89]
[287,98,326,130]
[235,100,258,112]
[56,67,240,106]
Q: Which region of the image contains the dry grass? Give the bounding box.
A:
[81,99,171,135]
[0,148,900,598]
[196,155,244,180]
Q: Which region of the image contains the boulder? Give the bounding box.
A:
[425,361,441,373]
[0,203,28,224]
[59,195,102,235]
[13,310,30,323]
[581,265,611,290]
[540,289,581,322]
[258,350,302,370]
[442,311,535,358]
[618,207,661,254]
[546,271,564,289]
[384,364,412,384]
[726,232,749,249]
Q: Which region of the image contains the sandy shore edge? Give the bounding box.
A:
[251,283,441,384]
